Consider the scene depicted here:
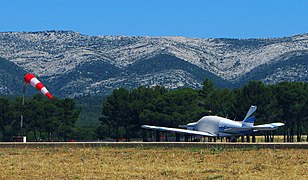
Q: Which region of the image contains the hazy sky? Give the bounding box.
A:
[1,0,307,38]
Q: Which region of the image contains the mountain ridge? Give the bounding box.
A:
[0,31,307,97]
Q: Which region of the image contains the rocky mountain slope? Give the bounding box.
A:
[0,31,307,97]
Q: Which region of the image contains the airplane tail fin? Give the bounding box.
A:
[242,116,255,127]
[242,105,257,126]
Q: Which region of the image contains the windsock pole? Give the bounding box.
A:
[22,82,25,106]
[19,73,53,139]
[19,73,53,140]
[20,82,26,136]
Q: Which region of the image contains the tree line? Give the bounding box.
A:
[98,80,308,142]
[0,94,79,141]
[1,79,307,142]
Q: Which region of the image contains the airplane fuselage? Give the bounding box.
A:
[191,116,252,137]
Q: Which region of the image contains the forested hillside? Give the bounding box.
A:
[0,57,26,95]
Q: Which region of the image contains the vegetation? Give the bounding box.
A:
[75,95,104,127]
[0,57,26,95]
[0,147,307,179]
[238,53,308,87]
[126,54,230,88]
[0,94,79,142]
[98,80,308,142]
[0,79,307,142]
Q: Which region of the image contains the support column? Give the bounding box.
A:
[164,134,168,142]
[142,129,148,142]
[176,133,180,142]
[184,134,188,142]
[252,134,256,142]
[155,130,160,142]
[246,134,250,142]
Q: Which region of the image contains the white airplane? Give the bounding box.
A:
[141,105,284,137]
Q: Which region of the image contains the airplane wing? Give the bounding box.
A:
[141,125,216,137]
[224,122,285,132]
[251,123,285,131]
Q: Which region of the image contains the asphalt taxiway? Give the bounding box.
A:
[0,142,307,149]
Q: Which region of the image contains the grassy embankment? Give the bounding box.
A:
[0,147,307,179]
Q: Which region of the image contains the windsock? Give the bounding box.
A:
[24,73,53,100]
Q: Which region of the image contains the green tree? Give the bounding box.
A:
[140,88,205,127]
[99,88,131,141]
[26,94,46,141]
[7,97,25,140]
[55,98,80,141]
[200,78,215,99]
[231,81,280,121]
[231,81,282,142]
[206,88,235,117]
[0,97,10,141]
[128,86,167,140]
[273,82,307,142]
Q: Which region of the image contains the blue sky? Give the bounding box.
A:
[0,0,307,38]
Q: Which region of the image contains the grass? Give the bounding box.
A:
[0,147,307,179]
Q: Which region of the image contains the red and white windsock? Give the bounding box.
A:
[24,73,53,100]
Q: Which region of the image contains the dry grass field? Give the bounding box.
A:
[0,146,307,179]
